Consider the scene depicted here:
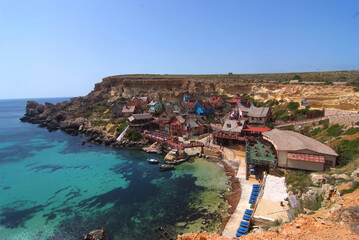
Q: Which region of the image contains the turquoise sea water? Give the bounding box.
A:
[0,98,229,240]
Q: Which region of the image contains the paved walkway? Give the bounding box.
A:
[200,136,259,239]
[221,155,253,239]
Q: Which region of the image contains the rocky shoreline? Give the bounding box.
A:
[20,100,240,235]
[20,100,148,149]
[200,151,241,233]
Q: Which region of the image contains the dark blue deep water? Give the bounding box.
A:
[0,98,229,240]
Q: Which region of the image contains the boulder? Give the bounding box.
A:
[83,227,106,240]
[311,174,331,186]
[336,174,351,181]
[351,168,359,179]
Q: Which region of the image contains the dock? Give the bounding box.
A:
[155,226,175,240]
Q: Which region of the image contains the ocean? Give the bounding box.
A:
[0,98,229,240]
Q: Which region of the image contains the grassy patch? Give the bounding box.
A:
[342,181,359,194]
[310,127,322,136]
[126,129,142,141]
[344,127,359,135]
[90,120,107,126]
[286,170,313,194]
[302,193,324,211]
[94,105,108,112]
[327,124,344,137]
[334,138,359,167]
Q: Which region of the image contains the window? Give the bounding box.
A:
[227,124,231,128]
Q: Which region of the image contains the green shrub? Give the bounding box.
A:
[300,126,310,136]
[323,81,333,85]
[293,74,301,80]
[94,105,108,112]
[319,119,329,125]
[286,171,312,194]
[344,127,359,135]
[91,120,107,126]
[334,138,359,166]
[310,127,322,136]
[288,101,300,111]
[274,109,286,117]
[126,130,142,141]
[327,124,344,137]
[302,193,324,211]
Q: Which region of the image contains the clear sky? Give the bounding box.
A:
[0,0,358,99]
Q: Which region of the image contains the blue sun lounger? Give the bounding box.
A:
[245,209,253,215]
[251,192,259,196]
[237,227,248,233]
[249,199,256,204]
[236,232,247,238]
[240,221,249,228]
[253,184,260,188]
[243,214,251,221]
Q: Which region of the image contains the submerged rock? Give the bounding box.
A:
[83,227,106,240]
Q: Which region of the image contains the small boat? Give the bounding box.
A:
[158,164,174,171]
[147,158,159,164]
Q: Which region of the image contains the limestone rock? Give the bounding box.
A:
[351,168,359,179]
[337,174,351,181]
[83,227,106,240]
[311,174,331,186]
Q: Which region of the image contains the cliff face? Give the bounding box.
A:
[95,75,359,111]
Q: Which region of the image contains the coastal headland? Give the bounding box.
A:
[19,71,359,239]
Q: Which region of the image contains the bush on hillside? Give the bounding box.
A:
[126,129,142,141]
[327,124,344,137]
[288,101,300,111]
[344,127,359,135]
[334,138,359,166]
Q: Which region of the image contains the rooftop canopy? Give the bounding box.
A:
[263,129,338,156]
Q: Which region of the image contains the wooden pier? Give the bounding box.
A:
[155,226,175,240]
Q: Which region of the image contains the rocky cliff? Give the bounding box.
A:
[97,74,359,111]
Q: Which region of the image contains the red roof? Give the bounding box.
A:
[203,102,213,110]
[242,127,271,132]
[199,126,206,130]
[287,153,325,163]
[184,101,198,109]
[209,96,222,104]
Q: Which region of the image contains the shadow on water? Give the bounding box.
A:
[47,162,209,240]
[0,205,45,228]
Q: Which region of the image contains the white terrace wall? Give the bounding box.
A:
[328,114,359,125]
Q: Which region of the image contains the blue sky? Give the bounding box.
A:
[0,0,358,99]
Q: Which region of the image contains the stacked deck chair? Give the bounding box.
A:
[250,165,256,175]
[249,184,260,204]
[236,208,254,238]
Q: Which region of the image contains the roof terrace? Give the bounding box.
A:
[246,141,277,167]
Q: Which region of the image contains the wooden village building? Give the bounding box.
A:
[209,96,225,110]
[127,113,155,131]
[247,106,272,125]
[212,119,246,146]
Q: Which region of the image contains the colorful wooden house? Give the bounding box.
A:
[209,96,225,110]
[184,100,198,114]
[195,102,214,115]
[170,115,185,136]
[158,110,174,134]
[121,105,137,117]
[149,100,163,113]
